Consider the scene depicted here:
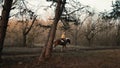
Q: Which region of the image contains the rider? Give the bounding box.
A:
[61,32,66,42]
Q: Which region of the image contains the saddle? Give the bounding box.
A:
[60,38,66,43]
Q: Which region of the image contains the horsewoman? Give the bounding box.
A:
[61,32,66,42]
[53,31,70,51]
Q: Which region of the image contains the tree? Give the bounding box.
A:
[102,0,120,46]
[0,0,13,64]
[22,16,37,47]
[39,0,66,61]
[112,0,120,46]
[15,0,37,47]
[83,13,104,46]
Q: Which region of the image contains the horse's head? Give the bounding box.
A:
[66,38,70,44]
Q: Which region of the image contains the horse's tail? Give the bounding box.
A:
[53,44,55,48]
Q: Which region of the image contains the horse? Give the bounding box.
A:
[53,38,70,51]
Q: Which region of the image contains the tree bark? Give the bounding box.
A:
[0,0,13,63]
[39,0,66,61]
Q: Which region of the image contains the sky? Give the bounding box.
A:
[26,0,115,20]
[79,0,115,12]
[0,0,116,20]
[30,0,115,12]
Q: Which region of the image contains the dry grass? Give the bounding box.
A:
[2,48,120,68]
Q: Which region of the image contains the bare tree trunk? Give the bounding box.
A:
[0,0,13,63]
[116,26,120,46]
[23,33,27,47]
[74,27,78,45]
[86,36,92,46]
[22,16,37,47]
[39,0,66,62]
[88,39,91,46]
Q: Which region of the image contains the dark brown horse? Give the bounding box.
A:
[53,38,70,51]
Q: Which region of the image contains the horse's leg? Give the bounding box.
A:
[61,46,64,52]
[63,45,66,51]
[61,45,66,52]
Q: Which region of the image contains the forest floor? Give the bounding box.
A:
[2,46,120,68]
